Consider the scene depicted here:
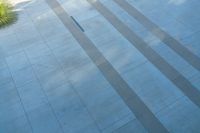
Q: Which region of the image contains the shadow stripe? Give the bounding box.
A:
[114,0,200,71]
[46,0,169,132]
[86,0,200,108]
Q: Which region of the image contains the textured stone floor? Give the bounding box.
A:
[0,0,200,132]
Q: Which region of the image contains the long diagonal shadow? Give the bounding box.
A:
[46,0,169,132]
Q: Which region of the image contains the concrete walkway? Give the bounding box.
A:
[0,0,200,133]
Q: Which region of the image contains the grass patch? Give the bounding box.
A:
[0,0,17,28]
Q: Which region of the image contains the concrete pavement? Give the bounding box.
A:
[0,0,200,132]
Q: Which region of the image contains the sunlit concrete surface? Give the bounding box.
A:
[0,0,200,132]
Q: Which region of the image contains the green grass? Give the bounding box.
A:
[0,0,17,28]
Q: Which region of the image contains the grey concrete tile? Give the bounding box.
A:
[53,45,92,75]
[6,52,37,87]
[46,83,100,133]
[0,99,26,123]
[6,52,30,72]
[32,6,69,39]
[35,19,67,39]
[0,58,7,69]
[157,96,200,133]
[102,113,135,133]
[27,104,63,133]
[45,83,81,114]
[30,54,60,76]
[18,80,49,112]
[51,37,81,55]
[26,0,50,20]
[60,107,100,133]
[25,42,52,59]
[37,69,67,91]
[0,114,32,133]
[112,119,147,133]
[11,66,36,87]
[14,22,42,44]
[0,82,20,106]
[0,67,12,85]
[0,46,22,58]
[0,33,19,46]
[45,33,74,49]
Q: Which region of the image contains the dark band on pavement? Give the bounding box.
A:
[114,0,200,71]
[86,0,200,109]
[46,0,169,132]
